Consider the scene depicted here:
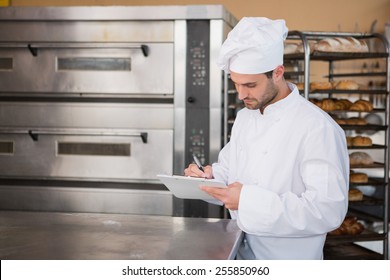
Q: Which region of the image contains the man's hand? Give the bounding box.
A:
[184,163,213,179]
[200,182,242,210]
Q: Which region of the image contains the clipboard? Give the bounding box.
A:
[157,174,226,200]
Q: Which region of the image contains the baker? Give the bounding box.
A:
[184,17,349,259]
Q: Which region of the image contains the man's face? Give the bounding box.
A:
[230,71,279,112]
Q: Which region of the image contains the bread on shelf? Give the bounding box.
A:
[334,80,360,90]
[310,98,345,112]
[350,172,369,183]
[328,216,365,236]
[310,97,373,113]
[335,117,367,125]
[349,152,374,165]
[351,136,373,147]
[347,136,373,147]
[334,99,353,110]
[349,99,374,112]
[314,37,369,53]
[310,81,333,91]
[320,99,336,111]
[348,188,364,201]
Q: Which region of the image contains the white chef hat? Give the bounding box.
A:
[217,17,288,74]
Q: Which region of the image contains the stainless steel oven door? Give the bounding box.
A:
[0,42,173,95]
[0,102,174,182]
[0,128,173,182]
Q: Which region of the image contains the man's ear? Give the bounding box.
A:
[273,65,285,81]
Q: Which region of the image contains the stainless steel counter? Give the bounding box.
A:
[0,211,243,260]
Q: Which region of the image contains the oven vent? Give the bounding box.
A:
[0,141,14,154]
[0,58,13,70]
[57,142,131,156]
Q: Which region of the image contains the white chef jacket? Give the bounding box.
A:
[212,83,349,260]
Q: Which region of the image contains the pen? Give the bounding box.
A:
[192,154,204,172]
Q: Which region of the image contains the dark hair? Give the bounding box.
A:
[264,70,273,79]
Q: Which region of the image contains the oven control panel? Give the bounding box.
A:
[185,20,210,168]
[180,20,223,218]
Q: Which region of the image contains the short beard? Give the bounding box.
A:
[245,79,279,112]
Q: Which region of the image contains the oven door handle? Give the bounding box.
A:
[0,129,147,143]
[0,43,150,57]
[27,130,148,143]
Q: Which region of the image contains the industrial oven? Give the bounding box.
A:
[0,6,237,217]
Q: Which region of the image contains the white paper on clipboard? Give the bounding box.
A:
[157,174,227,200]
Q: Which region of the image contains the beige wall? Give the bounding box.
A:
[11,0,390,33]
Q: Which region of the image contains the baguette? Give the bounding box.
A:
[314,37,369,53]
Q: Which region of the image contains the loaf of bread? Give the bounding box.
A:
[343,217,365,235]
[336,117,368,125]
[350,172,369,183]
[345,221,365,235]
[349,102,366,111]
[349,152,374,165]
[334,99,353,110]
[334,80,360,90]
[310,81,333,91]
[352,136,372,147]
[349,99,373,112]
[349,188,364,201]
[320,99,336,111]
[314,37,369,53]
[328,216,365,235]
